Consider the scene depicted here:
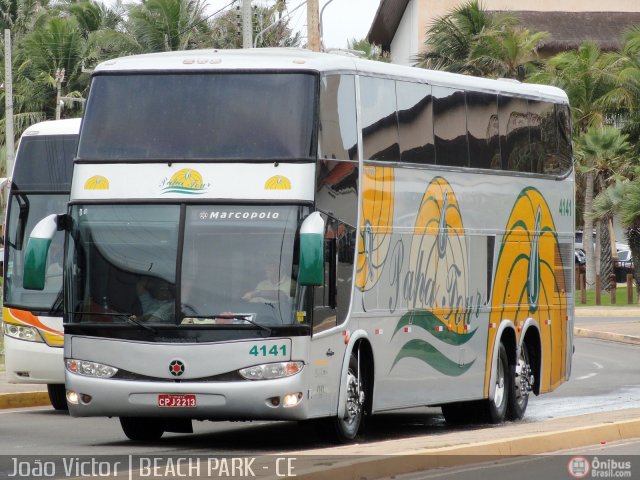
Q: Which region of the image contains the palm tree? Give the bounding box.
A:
[533,41,614,290]
[126,0,211,52]
[575,126,633,289]
[592,182,628,290]
[469,24,549,80]
[0,0,50,37]
[210,4,301,49]
[65,0,139,67]
[347,38,389,62]
[599,27,640,156]
[537,41,612,133]
[413,0,515,74]
[7,15,87,133]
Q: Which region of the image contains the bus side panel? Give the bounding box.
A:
[353,167,489,410]
[485,187,570,396]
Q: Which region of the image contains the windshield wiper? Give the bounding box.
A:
[183,314,271,335]
[71,311,157,333]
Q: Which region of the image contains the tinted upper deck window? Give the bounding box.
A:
[466,92,500,170]
[433,86,469,167]
[78,73,317,161]
[360,77,400,161]
[397,81,434,164]
[12,135,77,191]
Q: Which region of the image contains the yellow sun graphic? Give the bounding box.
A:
[84,175,109,190]
[410,177,467,331]
[264,175,292,190]
[356,166,395,291]
[485,187,567,395]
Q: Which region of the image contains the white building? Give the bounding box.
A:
[368,0,640,66]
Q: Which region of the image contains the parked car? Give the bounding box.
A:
[575,247,586,265]
[615,247,634,283]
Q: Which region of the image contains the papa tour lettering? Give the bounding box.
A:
[199,211,280,221]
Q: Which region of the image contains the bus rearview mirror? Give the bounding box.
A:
[298,212,325,286]
[23,214,65,290]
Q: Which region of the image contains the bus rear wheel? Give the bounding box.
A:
[482,342,509,424]
[119,417,165,441]
[47,384,68,411]
[507,344,532,420]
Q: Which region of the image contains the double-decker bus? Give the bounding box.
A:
[23,49,574,441]
[3,118,80,410]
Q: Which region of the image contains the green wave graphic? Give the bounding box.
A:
[392,339,475,376]
[161,187,206,195]
[392,310,476,345]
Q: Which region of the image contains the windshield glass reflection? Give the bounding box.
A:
[67,204,309,329]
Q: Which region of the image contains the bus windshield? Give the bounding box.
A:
[66,204,310,331]
[4,194,67,312]
[77,73,317,161]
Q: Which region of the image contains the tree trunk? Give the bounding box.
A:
[626,225,640,297]
[600,218,614,291]
[583,170,596,289]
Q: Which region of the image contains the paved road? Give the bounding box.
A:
[388,438,640,480]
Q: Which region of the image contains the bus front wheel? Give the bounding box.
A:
[318,353,365,443]
[119,417,165,441]
[47,384,69,411]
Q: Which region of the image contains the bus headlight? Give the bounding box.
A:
[66,359,118,378]
[239,361,304,380]
[3,322,44,343]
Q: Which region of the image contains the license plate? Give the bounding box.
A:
[157,394,196,408]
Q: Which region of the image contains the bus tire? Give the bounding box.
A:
[483,342,509,424]
[319,353,365,443]
[507,344,531,420]
[47,384,68,411]
[119,417,165,441]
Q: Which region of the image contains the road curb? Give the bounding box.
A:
[0,391,50,409]
[574,327,640,345]
[289,417,640,480]
[575,308,640,317]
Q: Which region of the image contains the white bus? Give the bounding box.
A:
[23,49,574,441]
[3,118,81,410]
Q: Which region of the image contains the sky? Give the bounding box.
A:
[279,0,380,49]
[218,0,380,49]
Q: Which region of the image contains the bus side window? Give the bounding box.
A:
[360,76,400,162]
[397,81,435,165]
[313,217,337,334]
[499,96,530,173]
[433,86,469,168]
[467,91,500,170]
[556,104,573,174]
[312,218,355,334]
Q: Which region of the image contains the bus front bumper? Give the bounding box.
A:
[3,336,64,384]
[66,373,310,420]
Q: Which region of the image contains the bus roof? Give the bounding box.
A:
[22,118,81,137]
[93,48,568,104]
